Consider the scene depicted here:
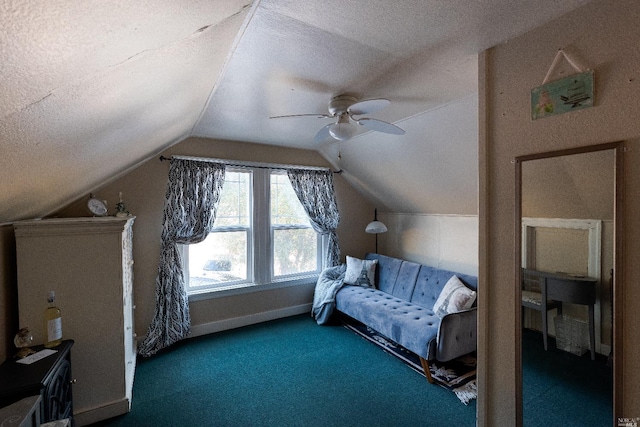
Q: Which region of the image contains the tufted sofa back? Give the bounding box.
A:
[365,253,477,311]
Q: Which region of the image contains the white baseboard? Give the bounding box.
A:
[189,303,312,338]
[74,398,131,426]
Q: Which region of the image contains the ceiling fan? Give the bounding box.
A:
[270,95,405,143]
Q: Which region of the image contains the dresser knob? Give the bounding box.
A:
[69,378,77,384]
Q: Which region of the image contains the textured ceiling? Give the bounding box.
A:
[0,0,593,223]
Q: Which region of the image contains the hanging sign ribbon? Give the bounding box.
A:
[531,49,594,120]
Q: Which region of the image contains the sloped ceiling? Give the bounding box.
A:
[0,0,593,224]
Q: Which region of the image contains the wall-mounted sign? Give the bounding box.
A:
[531,70,594,120]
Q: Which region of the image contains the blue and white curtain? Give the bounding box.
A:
[287,169,341,267]
[138,159,226,357]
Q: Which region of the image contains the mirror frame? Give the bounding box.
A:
[514,141,624,426]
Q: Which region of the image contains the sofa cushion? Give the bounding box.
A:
[344,256,378,288]
[391,261,421,301]
[335,285,439,359]
[433,275,476,318]
[410,266,478,310]
[364,253,402,294]
[410,266,452,309]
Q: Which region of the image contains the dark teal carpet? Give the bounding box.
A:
[91,314,475,427]
[522,329,612,427]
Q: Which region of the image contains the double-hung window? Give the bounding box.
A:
[184,167,322,295]
[270,171,320,279]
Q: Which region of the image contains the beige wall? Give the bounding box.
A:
[53,137,374,341]
[479,0,640,423]
[522,149,614,220]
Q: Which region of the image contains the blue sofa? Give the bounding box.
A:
[334,253,477,383]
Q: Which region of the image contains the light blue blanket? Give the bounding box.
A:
[311,264,346,325]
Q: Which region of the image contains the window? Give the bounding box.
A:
[271,172,319,279]
[184,168,322,295]
[185,170,251,291]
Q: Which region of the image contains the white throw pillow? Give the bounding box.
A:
[433,275,476,318]
[344,256,378,288]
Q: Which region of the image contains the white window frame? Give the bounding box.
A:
[269,170,323,281]
[184,166,325,299]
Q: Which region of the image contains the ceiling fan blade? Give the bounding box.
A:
[347,98,390,115]
[269,113,332,119]
[357,118,405,135]
[313,124,333,144]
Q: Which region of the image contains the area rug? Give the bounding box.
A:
[342,318,477,405]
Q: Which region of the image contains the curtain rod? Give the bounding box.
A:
[159,155,342,174]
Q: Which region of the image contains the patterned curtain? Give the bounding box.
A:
[287,169,341,267]
[138,159,226,357]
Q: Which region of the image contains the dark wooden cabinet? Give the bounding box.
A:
[0,340,74,424]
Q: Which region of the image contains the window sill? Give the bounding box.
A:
[187,275,318,302]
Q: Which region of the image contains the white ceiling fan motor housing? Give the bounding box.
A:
[328,95,358,116]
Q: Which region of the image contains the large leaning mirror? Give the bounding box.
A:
[515,142,623,426]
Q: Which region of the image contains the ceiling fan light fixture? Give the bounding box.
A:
[328,114,356,141]
[271,95,403,143]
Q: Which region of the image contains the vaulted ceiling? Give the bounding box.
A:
[0,0,592,224]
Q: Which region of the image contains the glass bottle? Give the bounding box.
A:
[14,327,35,358]
[44,291,62,348]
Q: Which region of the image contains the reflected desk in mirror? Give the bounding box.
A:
[522,268,597,360]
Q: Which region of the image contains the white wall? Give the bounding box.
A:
[378,212,478,276]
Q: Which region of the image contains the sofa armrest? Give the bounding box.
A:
[435,307,477,362]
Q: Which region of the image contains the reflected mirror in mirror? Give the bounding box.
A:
[519,148,614,426]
